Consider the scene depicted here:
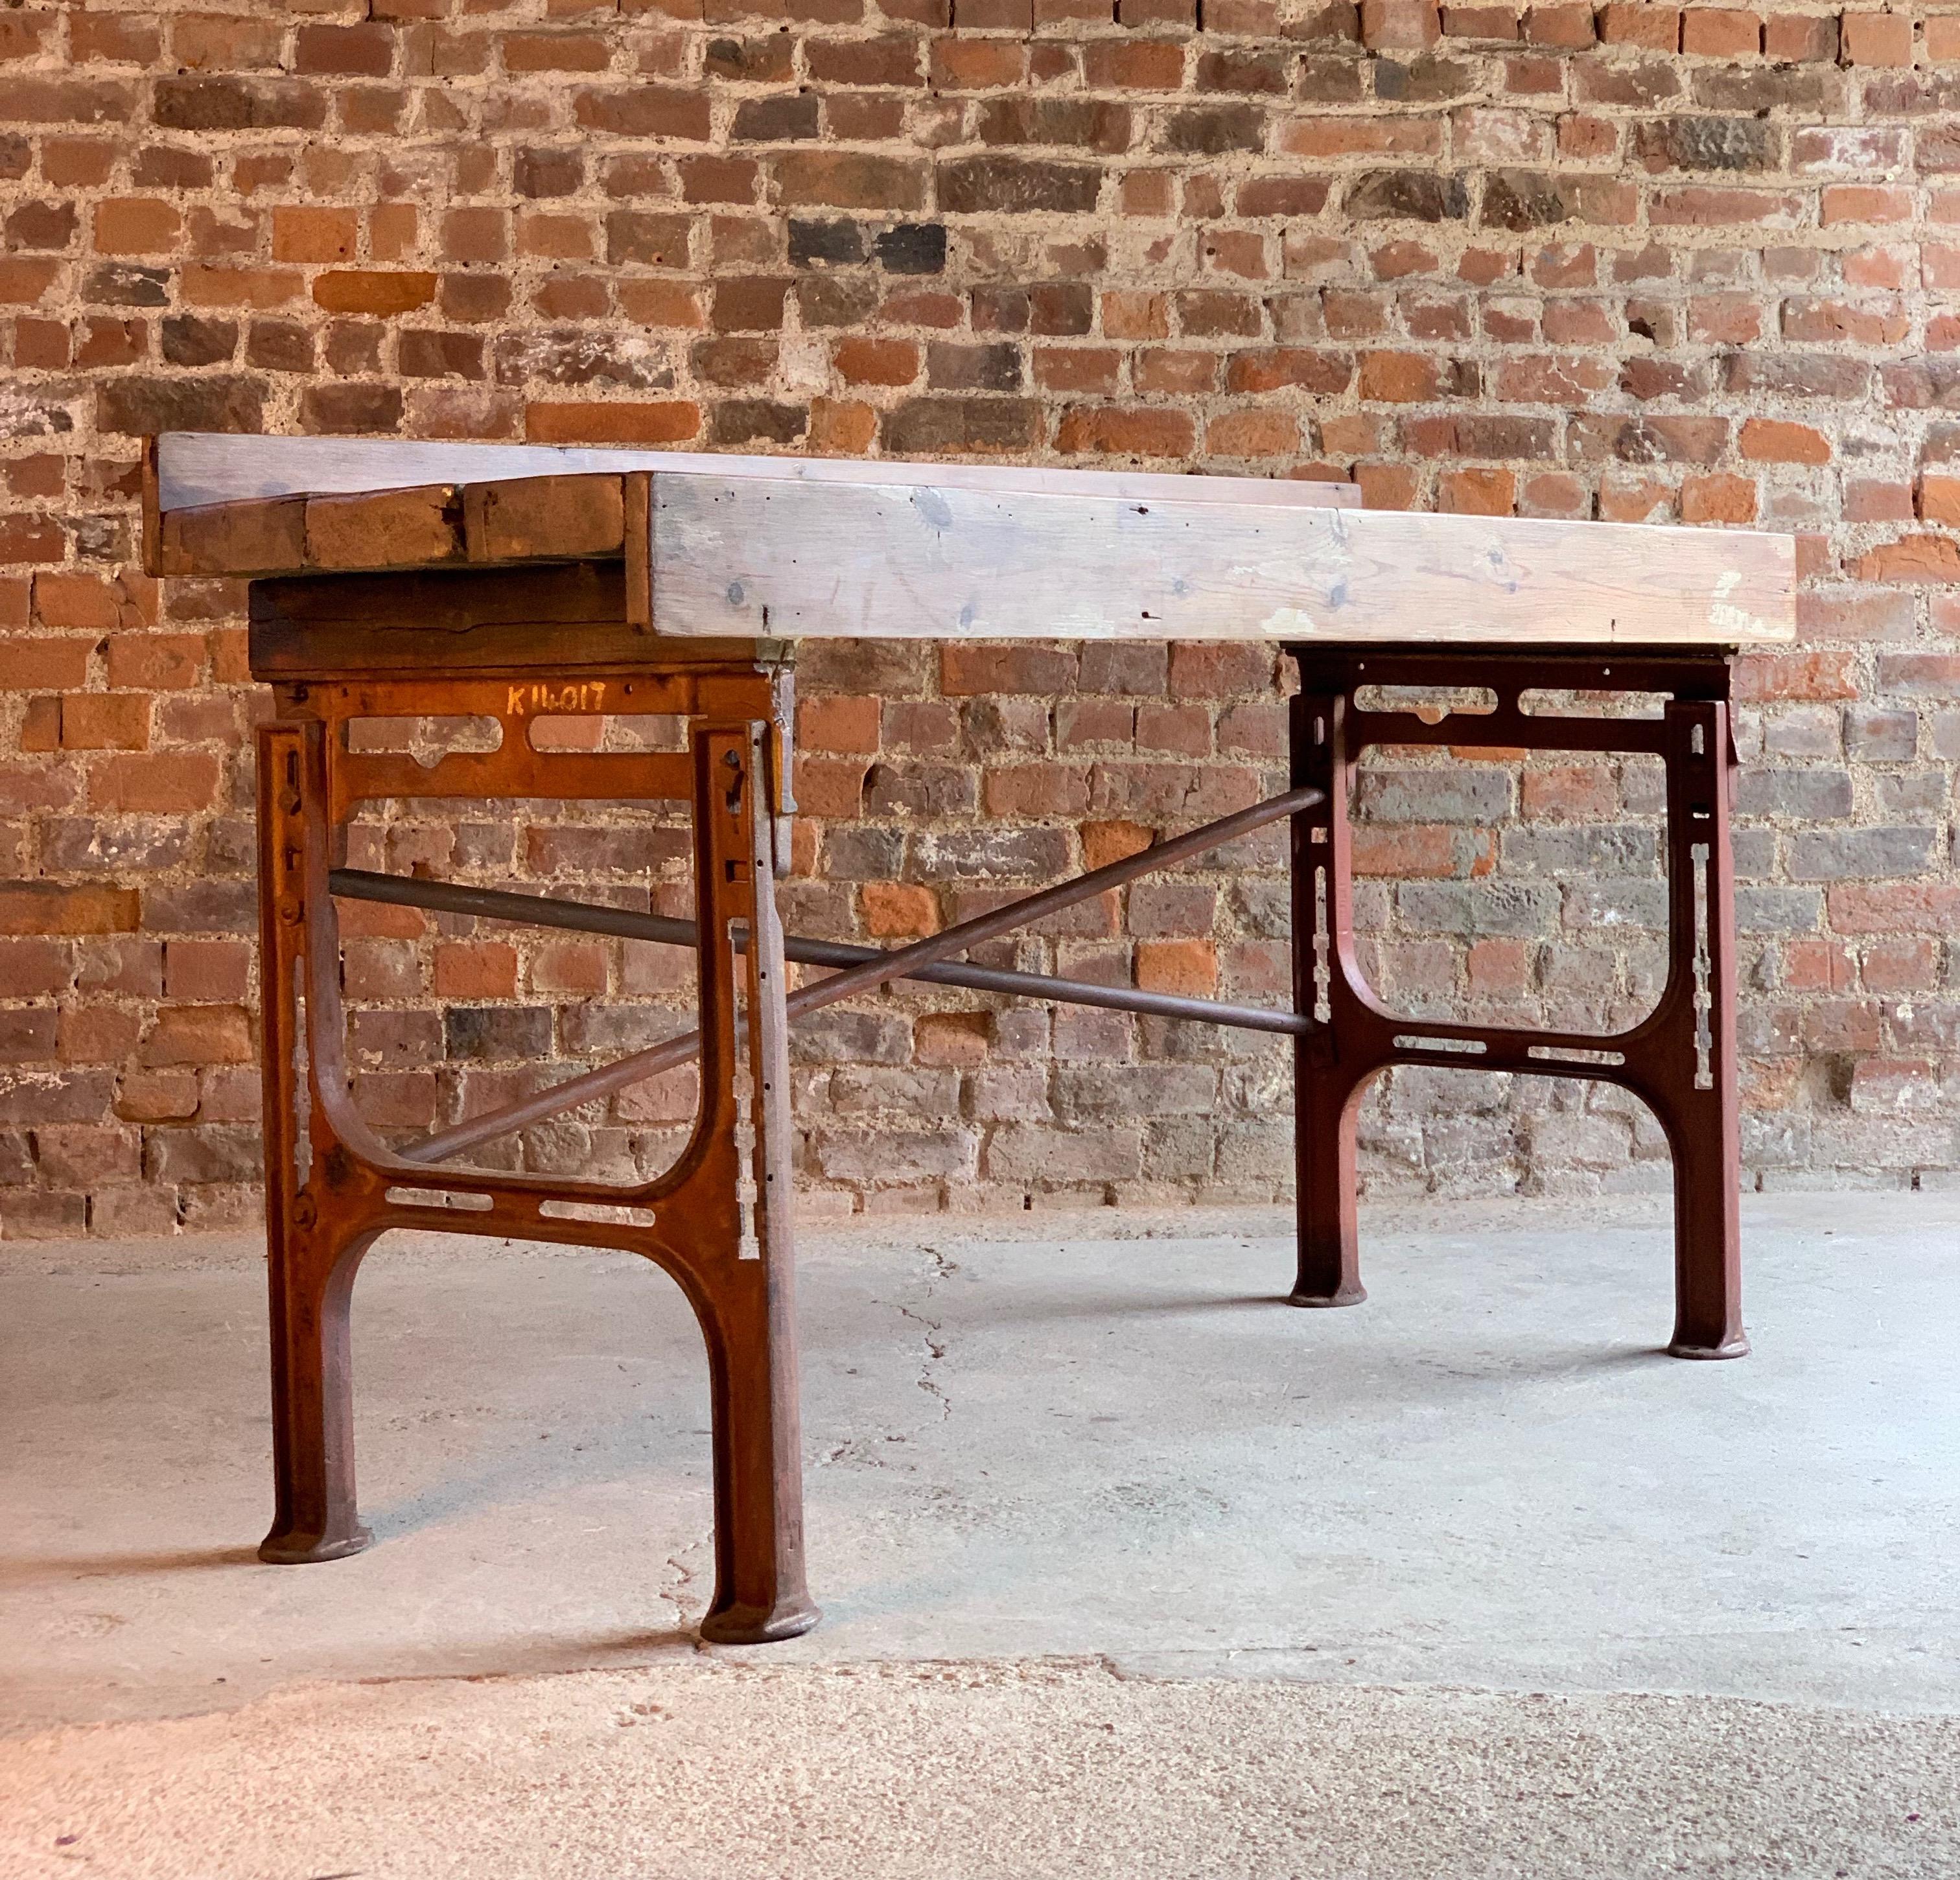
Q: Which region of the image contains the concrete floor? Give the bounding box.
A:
[4,1194,1959,1874]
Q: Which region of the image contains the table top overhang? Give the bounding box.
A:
[145,433,1795,649]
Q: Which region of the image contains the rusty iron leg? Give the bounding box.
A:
[249,669,818,1632]
[259,1227,378,1563]
[1285,646,1747,1356]
[256,719,375,1563]
[684,723,817,1642]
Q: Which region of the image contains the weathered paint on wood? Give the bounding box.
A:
[649,476,1794,646]
[152,431,1361,515]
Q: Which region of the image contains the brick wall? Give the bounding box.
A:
[3,0,1957,1236]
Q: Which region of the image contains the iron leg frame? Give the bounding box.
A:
[253,673,818,1642]
[1287,644,1746,1360]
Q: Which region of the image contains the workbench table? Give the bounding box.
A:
[145,432,1793,1643]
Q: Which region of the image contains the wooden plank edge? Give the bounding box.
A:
[624,473,652,629]
[140,437,163,578]
[159,482,641,578]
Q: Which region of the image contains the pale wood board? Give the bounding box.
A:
[150,433,1793,646]
[648,476,1794,645]
[154,432,1360,515]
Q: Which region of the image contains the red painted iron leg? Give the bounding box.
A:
[1285,649,1747,1357]
[1659,698,1747,1359]
[1289,690,1366,1306]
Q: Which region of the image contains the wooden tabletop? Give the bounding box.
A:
[147,434,1794,649]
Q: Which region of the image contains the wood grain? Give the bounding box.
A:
[624,472,653,629]
[247,564,788,679]
[154,433,1793,648]
[463,474,624,563]
[161,495,308,578]
[648,475,1794,646]
[305,484,465,571]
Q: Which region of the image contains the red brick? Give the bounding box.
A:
[0,883,139,936]
[1054,406,1196,456]
[525,400,701,443]
[1360,0,1440,48]
[1681,473,1757,524]
[58,693,150,750]
[861,883,941,937]
[272,206,359,263]
[293,24,395,76]
[1731,651,1860,702]
[1740,417,1830,464]
[312,270,438,315]
[1856,535,1960,583]
[140,1004,253,1066]
[1762,10,1835,58]
[1524,3,1594,47]
[1598,3,1679,46]
[92,198,182,255]
[0,638,91,690]
[86,752,221,813]
[1919,475,1960,527]
[434,942,519,999]
[1679,7,1760,55]
[1840,10,1913,64]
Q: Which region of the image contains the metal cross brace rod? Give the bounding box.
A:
[329,868,1312,1038]
[387,783,1324,1166]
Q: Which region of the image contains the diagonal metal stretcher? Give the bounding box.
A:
[331,783,1323,1167]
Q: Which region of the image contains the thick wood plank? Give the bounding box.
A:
[154,432,1360,515]
[305,484,465,570]
[463,474,624,563]
[161,495,308,578]
[156,433,1791,647]
[648,476,1793,645]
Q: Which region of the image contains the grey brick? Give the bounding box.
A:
[1501,826,1659,874]
[1877,772,1945,817]
[1397,879,1561,937]
[1735,769,1853,822]
[1735,885,1823,934]
[820,826,905,881]
[910,826,1072,880]
[445,1008,554,1061]
[983,1124,1142,1184]
[813,1128,975,1184]
[1564,880,1670,932]
[1355,767,1511,824]
[1786,826,1936,881]
[1844,705,1917,761]
[790,1010,913,1065]
[828,1066,961,1117]
[143,1124,261,1184]
[1053,1063,1216,1120]
[1759,705,1841,760]
[1731,828,1779,880]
